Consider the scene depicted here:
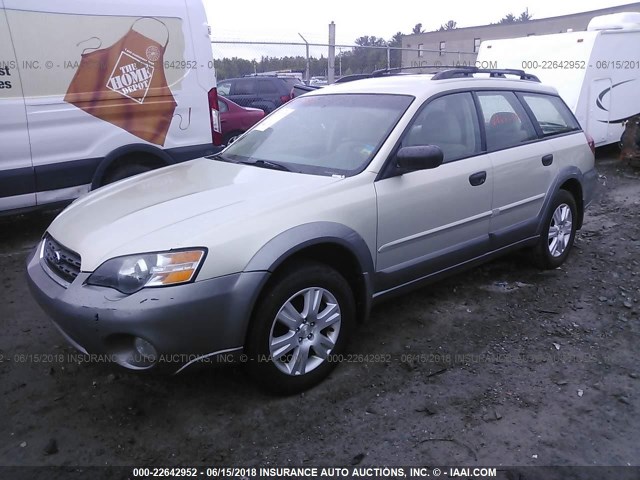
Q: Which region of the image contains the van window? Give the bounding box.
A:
[520,93,581,136]
[476,91,537,151]
[403,92,481,162]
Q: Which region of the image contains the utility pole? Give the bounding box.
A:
[298,33,310,83]
[328,21,335,84]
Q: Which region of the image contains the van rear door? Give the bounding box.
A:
[0,2,35,212]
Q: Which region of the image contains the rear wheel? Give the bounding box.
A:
[532,190,577,269]
[246,261,355,394]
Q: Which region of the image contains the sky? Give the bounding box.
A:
[204,0,636,59]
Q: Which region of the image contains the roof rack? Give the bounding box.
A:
[431,67,540,82]
[333,66,540,84]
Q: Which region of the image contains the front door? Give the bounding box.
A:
[375,92,493,293]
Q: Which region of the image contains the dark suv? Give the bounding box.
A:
[217,76,300,113]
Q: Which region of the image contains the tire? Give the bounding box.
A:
[246,261,355,395]
[223,131,244,145]
[532,190,577,269]
[103,164,154,185]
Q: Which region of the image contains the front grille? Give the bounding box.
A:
[42,235,82,283]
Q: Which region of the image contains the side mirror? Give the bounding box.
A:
[396,145,444,172]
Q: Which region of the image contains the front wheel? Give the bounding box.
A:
[246,262,355,394]
[532,190,577,269]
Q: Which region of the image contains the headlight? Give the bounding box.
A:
[86,249,206,294]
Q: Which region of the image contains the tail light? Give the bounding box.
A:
[280,94,292,104]
[208,87,223,146]
[585,133,595,155]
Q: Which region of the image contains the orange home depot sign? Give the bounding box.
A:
[64,19,176,146]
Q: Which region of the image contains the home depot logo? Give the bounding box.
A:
[106,50,155,104]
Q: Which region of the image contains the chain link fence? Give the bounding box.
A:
[211,40,487,83]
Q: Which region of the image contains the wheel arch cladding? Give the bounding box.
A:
[244,222,375,323]
[537,167,585,234]
[91,144,173,189]
[559,178,584,229]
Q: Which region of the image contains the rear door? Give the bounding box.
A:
[478,90,553,249]
[256,78,281,112]
[0,3,35,211]
[229,78,258,109]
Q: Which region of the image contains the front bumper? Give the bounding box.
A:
[26,245,269,373]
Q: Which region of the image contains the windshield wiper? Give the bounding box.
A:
[208,153,235,163]
[238,159,292,172]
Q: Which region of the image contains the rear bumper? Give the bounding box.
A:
[26,245,268,373]
[582,167,600,209]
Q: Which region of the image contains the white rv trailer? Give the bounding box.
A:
[477,12,640,147]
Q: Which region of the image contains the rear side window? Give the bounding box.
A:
[233,79,256,95]
[281,78,302,88]
[258,79,279,94]
[520,93,581,136]
[476,91,537,151]
[402,92,481,163]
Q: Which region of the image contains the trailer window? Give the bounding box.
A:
[520,94,580,136]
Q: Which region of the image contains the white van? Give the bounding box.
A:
[0,0,222,214]
[477,12,640,147]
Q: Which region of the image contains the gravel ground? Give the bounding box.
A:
[0,148,638,475]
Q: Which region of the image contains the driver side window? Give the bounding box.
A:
[403,92,481,163]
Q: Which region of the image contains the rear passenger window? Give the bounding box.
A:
[520,93,580,136]
[403,92,481,162]
[233,79,256,95]
[259,80,279,94]
[476,91,537,151]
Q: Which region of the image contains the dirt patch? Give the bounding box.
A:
[0,149,638,470]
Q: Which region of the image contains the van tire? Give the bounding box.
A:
[103,164,154,185]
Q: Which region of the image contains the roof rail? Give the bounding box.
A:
[333,66,540,84]
[431,67,540,82]
[336,65,456,83]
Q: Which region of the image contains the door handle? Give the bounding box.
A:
[469,171,487,186]
[542,154,554,166]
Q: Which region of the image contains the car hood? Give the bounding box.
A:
[47,158,342,271]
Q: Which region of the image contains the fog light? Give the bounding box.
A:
[134,337,157,360]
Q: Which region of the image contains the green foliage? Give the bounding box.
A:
[438,20,457,31]
[498,9,533,24]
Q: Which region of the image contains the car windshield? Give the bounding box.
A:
[221,93,414,176]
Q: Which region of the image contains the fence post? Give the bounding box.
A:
[298,33,310,83]
[328,21,335,84]
[387,46,391,70]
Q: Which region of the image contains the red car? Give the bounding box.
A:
[219,97,265,144]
